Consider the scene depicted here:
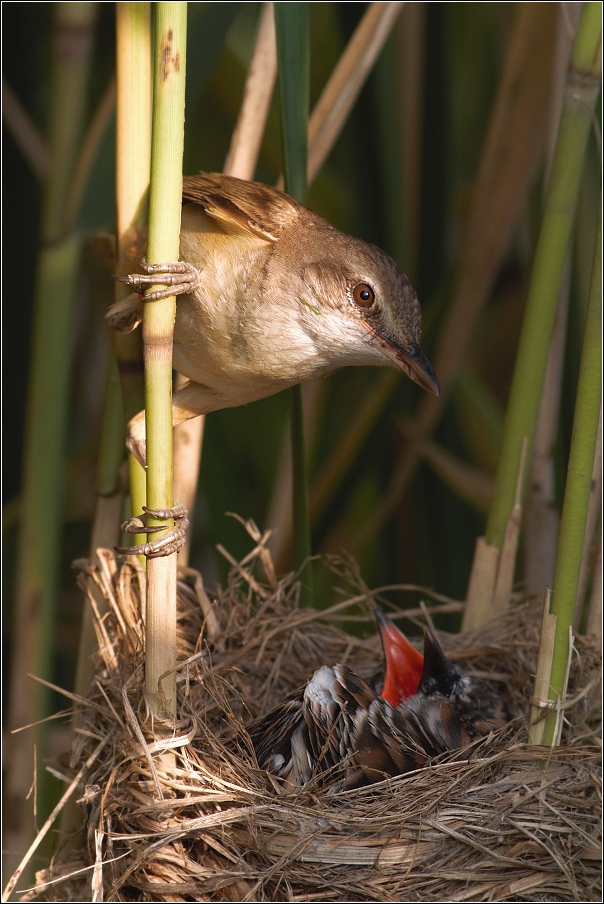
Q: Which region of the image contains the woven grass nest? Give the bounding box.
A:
[40,525,600,902]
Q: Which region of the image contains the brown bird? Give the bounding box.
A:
[249,628,510,790]
[248,610,424,786]
[109,173,439,468]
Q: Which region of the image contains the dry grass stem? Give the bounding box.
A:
[491,436,528,616]
[223,2,277,182]
[3,734,112,902]
[65,76,117,230]
[306,2,404,185]
[529,590,557,746]
[1,76,49,179]
[462,538,500,632]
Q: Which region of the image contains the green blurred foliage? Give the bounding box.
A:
[3,1,597,697]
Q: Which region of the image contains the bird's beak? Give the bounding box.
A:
[374,609,424,706]
[361,322,439,394]
[383,339,440,396]
[418,630,459,696]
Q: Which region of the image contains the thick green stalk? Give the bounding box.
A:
[274,2,313,605]
[144,3,187,716]
[543,201,602,746]
[485,3,601,549]
[5,1,98,886]
[63,3,151,842]
[115,1,152,548]
[275,3,309,204]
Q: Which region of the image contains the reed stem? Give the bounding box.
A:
[484,2,602,550]
[542,199,602,746]
[114,2,152,549]
[174,1,278,567]
[274,2,313,605]
[144,2,188,717]
[5,1,98,884]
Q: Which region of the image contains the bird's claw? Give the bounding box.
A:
[116,502,189,558]
[114,257,202,301]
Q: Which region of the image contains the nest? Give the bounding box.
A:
[36,528,601,902]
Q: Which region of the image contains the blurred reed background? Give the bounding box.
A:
[2,0,601,873]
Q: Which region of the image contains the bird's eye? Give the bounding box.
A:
[352,282,375,307]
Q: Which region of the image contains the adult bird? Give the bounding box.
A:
[108,174,439,556]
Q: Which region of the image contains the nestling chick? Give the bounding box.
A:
[247,610,424,787]
[108,173,438,466]
[249,629,511,791]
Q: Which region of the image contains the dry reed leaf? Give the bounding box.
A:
[356,3,559,549]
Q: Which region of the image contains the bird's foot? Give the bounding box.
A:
[116,502,189,558]
[114,257,202,301]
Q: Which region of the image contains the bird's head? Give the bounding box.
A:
[340,240,439,396]
[281,224,439,395]
[418,630,511,729]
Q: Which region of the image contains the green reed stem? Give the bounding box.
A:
[114,1,152,548]
[5,1,98,884]
[143,2,187,716]
[485,2,602,550]
[543,199,602,746]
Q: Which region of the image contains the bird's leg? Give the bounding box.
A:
[115,256,202,301]
[126,379,213,467]
[116,501,189,558]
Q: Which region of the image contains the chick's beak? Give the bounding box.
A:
[385,339,440,396]
[418,629,459,696]
[375,609,424,706]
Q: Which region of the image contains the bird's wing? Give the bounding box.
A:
[246,689,306,777]
[349,700,421,787]
[349,694,478,789]
[303,665,380,783]
[301,666,348,774]
[248,666,384,787]
[182,173,301,242]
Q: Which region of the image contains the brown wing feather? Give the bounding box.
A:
[246,689,305,773]
[182,173,301,242]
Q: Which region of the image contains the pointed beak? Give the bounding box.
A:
[385,339,440,396]
[418,629,460,696]
[361,321,439,394]
[374,609,424,706]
